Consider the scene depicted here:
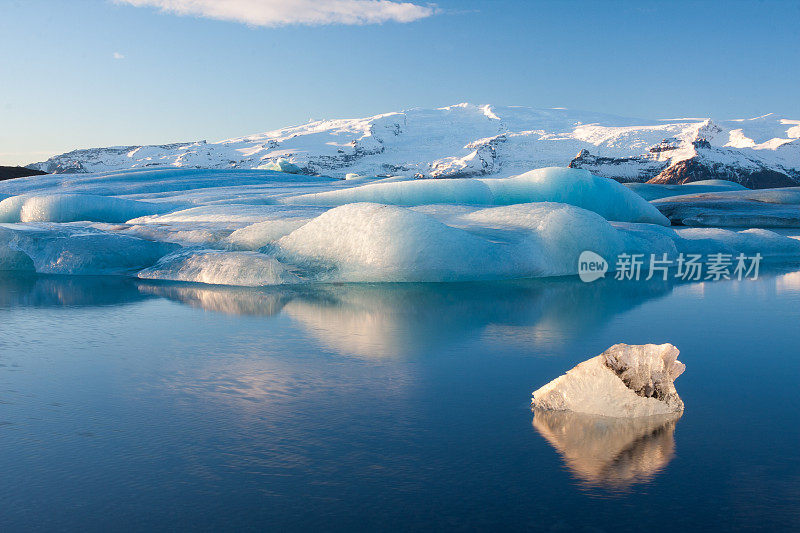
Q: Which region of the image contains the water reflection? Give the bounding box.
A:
[532,410,682,490]
[4,269,799,359]
[139,278,673,358]
[0,274,149,308]
[137,283,297,316]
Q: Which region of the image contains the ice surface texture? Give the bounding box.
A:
[138,250,300,286]
[625,180,748,201]
[531,344,685,418]
[0,225,178,275]
[1,167,799,285]
[0,194,173,223]
[283,168,670,225]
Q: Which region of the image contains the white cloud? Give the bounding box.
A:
[112,52,125,59]
[116,0,437,26]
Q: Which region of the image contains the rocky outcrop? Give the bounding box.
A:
[568,149,666,182]
[0,166,47,181]
[647,156,798,189]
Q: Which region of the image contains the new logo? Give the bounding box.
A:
[578,251,607,283]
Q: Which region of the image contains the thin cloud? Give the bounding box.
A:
[116,0,438,26]
[112,52,125,59]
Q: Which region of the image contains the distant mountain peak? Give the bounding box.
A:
[29,103,800,188]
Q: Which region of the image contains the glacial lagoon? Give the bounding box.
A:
[1,271,799,530]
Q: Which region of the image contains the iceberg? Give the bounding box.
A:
[137,249,301,286]
[260,158,303,174]
[0,194,172,223]
[0,225,178,275]
[653,187,800,227]
[275,203,508,282]
[227,218,311,249]
[1,167,799,285]
[531,343,685,417]
[625,179,748,201]
[282,167,670,225]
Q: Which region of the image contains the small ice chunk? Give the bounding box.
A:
[531,343,685,417]
[261,158,303,174]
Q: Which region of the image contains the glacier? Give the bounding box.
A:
[27,103,800,189]
[1,166,799,286]
[532,344,685,418]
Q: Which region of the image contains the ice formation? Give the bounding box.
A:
[260,158,303,174]
[625,179,748,201]
[653,187,800,227]
[282,167,670,225]
[138,250,301,286]
[0,194,172,223]
[0,167,799,286]
[531,344,685,418]
[0,225,178,275]
[227,218,311,249]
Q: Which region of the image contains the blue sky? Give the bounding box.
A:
[1,0,799,165]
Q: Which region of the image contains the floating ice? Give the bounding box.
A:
[260,158,303,174]
[272,202,800,283]
[0,225,178,275]
[0,245,35,272]
[273,202,665,282]
[653,187,800,227]
[227,218,311,250]
[625,180,748,201]
[282,167,670,225]
[276,203,507,282]
[1,167,799,285]
[137,249,301,286]
[0,194,172,223]
[531,343,685,417]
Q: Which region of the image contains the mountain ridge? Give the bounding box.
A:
[28,103,800,188]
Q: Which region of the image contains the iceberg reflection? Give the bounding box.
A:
[532,409,682,490]
[0,274,148,308]
[139,278,674,358]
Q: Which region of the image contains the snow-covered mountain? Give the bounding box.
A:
[28,103,800,188]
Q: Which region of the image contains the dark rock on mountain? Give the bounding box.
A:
[647,157,797,189]
[0,166,47,181]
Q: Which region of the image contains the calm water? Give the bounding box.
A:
[1,271,800,531]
